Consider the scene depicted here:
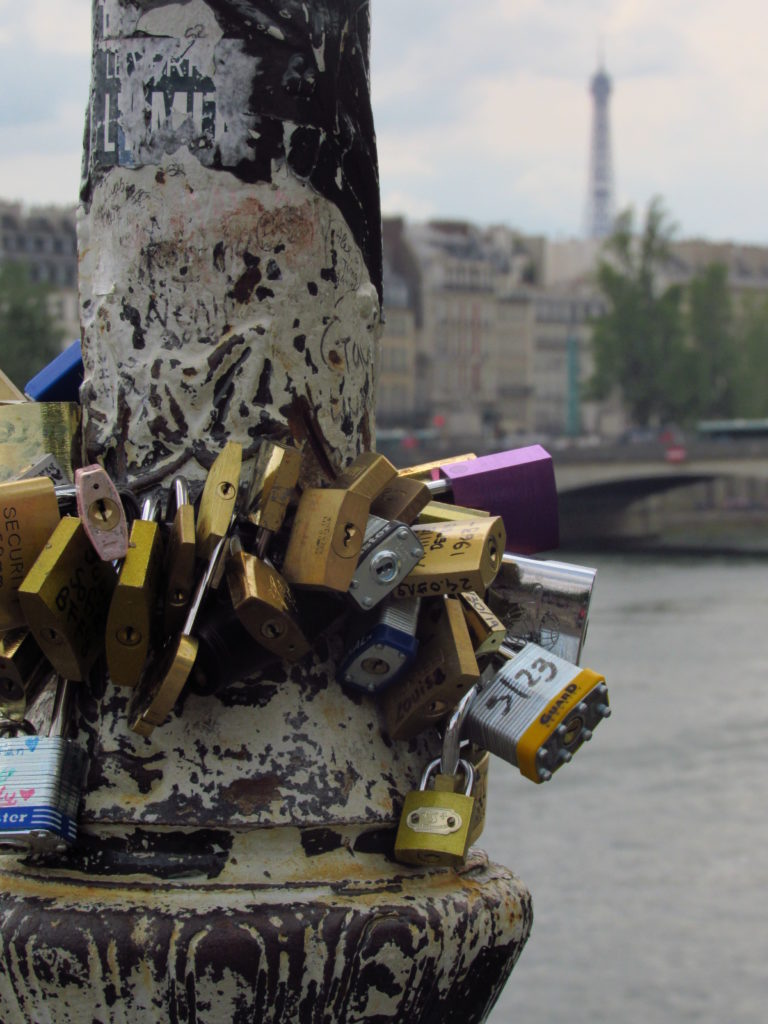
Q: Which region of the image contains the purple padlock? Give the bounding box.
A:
[427,445,559,554]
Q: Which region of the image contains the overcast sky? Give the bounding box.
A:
[0,0,766,244]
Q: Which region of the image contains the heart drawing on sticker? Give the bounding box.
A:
[20,789,34,801]
[25,737,39,752]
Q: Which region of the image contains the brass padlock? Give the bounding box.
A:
[398,453,476,481]
[383,595,480,741]
[0,629,50,721]
[392,517,506,599]
[129,531,228,737]
[0,475,61,631]
[226,538,310,663]
[75,463,129,561]
[18,516,117,680]
[196,441,242,562]
[417,501,490,525]
[105,496,163,687]
[333,451,398,503]
[244,439,301,557]
[281,486,369,592]
[394,757,475,867]
[458,590,506,656]
[369,476,431,525]
[163,477,196,637]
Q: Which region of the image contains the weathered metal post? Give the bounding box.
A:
[0,3,532,1020]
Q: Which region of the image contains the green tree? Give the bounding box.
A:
[686,262,735,419]
[731,292,768,418]
[0,261,64,390]
[589,197,694,426]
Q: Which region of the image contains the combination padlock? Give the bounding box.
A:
[383,595,480,741]
[105,495,163,687]
[393,516,506,599]
[0,629,50,722]
[338,596,421,694]
[0,676,88,854]
[347,515,424,611]
[486,554,597,664]
[226,537,310,663]
[464,641,610,783]
[393,756,475,867]
[18,516,117,680]
[196,441,242,562]
[244,439,301,558]
[129,530,229,737]
[162,476,196,637]
[0,475,61,631]
[74,463,129,561]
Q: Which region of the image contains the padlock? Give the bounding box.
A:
[383,595,480,741]
[281,486,369,592]
[105,495,163,687]
[0,629,50,722]
[392,516,506,600]
[425,445,559,554]
[348,515,424,611]
[129,530,229,737]
[458,590,507,657]
[464,641,611,783]
[0,675,88,854]
[0,402,81,484]
[24,339,84,403]
[398,453,477,481]
[333,451,398,504]
[196,441,242,562]
[486,554,597,664]
[431,688,488,847]
[0,475,61,631]
[18,516,117,681]
[417,501,490,525]
[226,537,310,663]
[75,463,129,561]
[162,476,197,637]
[244,439,301,557]
[338,596,420,694]
[369,476,431,526]
[393,756,475,867]
[17,453,71,486]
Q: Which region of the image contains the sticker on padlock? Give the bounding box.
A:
[0,475,61,631]
[18,516,117,681]
[75,464,129,561]
[105,495,163,687]
[464,641,610,783]
[393,756,475,867]
[392,516,506,600]
[0,676,88,855]
[163,476,196,637]
[486,554,597,665]
[348,516,424,611]
[339,596,420,693]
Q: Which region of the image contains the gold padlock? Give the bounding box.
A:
[0,628,50,721]
[281,486,369,592]
[394,757,475,867]
[383,596,479,741]
[369,476,431,525]
[417,501,490,525]
[0,476,61,631]
[18,516,117,680]
[398,453,477,481]
[105,496,163,687]
[163,477,196,637]
[196,441,242,562]
[333,451,398,503]
[432,748,489,848]
[227,540,310,662]
[245,440,301,556]
[458,590,506,656]
[392,517,506,599]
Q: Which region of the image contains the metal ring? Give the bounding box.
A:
[165,476,190,522]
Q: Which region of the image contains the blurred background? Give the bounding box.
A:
[1,2,767,1020]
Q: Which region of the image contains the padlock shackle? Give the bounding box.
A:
[440,686,480,777]
[420,755,475,797]
[165,476,191,522]
[47,677,75,738]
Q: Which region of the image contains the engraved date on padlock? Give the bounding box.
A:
[406,805,464,836]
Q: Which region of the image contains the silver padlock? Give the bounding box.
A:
[348,515,424,611]
[338,596,421,693]
[486,554,596,664]
[0,676,88,854]
[464,641,610,784]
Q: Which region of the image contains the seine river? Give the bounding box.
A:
[482,550,768,1024]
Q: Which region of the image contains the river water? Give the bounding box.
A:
[482,551,768,1024]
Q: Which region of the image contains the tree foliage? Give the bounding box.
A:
[0,262,64,390]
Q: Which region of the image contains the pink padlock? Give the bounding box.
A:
[74,464,129,561]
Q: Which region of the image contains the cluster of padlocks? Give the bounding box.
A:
[0,366,610,864]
